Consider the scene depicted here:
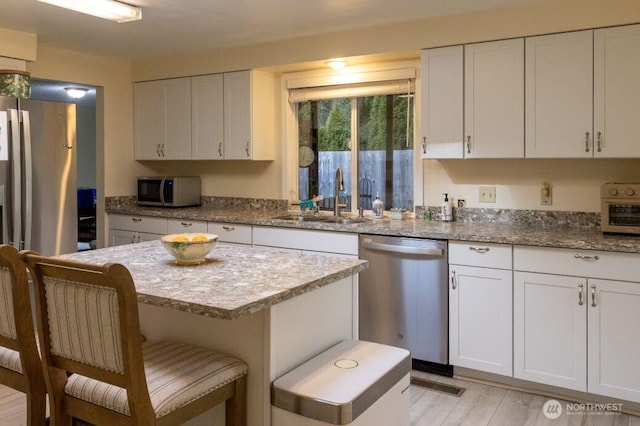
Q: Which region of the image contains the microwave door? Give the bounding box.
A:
[137,178,162,205]
[160,178,166,206]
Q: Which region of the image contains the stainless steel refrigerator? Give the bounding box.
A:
[0,97,77,256]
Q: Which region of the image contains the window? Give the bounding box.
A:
[297,92,414,212]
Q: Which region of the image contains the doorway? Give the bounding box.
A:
[30,79,97,251]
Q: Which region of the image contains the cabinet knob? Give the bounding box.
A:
[584,132,590,153]
[574,253,599,261]
[469,246,490,253]
[578,283,584,306]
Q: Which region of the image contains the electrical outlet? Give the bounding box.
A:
[541,183,553,206]
[479,186,496,203]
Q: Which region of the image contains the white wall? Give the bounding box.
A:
[129,0,640,210]
[424,159,640,212]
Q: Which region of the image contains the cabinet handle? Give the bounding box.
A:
[218,142,223,157]
[469,246,490,253]
[578,283,584,306]
[222,226,235,231]
[596,131,602,153]
[591,284,597,307]
[466,136,471,154]
[181,222,192,227]
[451,270,456,290]
[574,253,599,261]
[132,218,142,223]
[156,144,161,157]
[161,143,165,157]
[584,132,590,153]
[131,235,135,244]
[245,141,250,157]
[422,137,426,154]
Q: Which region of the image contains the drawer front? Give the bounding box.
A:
[110,214,168,234]
[449,241,512,269]
[167,219,208,234]
[253,226,358,256]
[514,246,640,281]
[208,222,252,244]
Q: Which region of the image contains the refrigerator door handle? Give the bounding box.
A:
[9,109,21,250]
[22,110,32,251]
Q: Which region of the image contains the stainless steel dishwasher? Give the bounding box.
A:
[359,234,451,375]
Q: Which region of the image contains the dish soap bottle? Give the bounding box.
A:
[442,193,452,222]
[372,192,384,219]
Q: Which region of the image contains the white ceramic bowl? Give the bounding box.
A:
[160,233,218,265]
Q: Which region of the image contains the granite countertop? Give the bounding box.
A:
[57,241,368,320]
[107,205,640,254]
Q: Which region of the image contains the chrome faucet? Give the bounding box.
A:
[334,168,347,217]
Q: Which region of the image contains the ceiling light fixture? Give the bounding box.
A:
[326,59,346,70]
[37,0,142,23]
[65,87,89,99]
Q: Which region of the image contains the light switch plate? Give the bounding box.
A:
[479,186,496,203]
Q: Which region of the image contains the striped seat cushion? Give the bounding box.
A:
[0,346,22,374]
[65,340,248,418]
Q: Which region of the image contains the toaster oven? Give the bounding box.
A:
[601,183,640,234]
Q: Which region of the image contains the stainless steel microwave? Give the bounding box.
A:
[137,176,201,207]
[601,183,640,234]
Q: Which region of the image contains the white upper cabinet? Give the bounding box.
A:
[134,70,275,161]
[223,70,276,160]
[465,39,524,158]
[192,74,224,160]
[593,24,640,157]
[134,78,192,160]
[420,46,464,159]
[525,31,594,158]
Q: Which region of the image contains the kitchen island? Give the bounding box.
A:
[58,241,368,426]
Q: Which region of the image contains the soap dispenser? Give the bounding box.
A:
[372,192,384,219]
[441,193,452,222]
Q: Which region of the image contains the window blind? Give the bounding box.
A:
[286,66,416,103]
[289,79,414,103]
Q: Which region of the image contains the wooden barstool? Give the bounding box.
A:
[23,252,247,426]
[0,245,47,426]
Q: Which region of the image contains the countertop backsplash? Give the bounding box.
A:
[415,206,601,230]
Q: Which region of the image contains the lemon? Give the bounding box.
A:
[191,234,209,242]
[171,235,189,242]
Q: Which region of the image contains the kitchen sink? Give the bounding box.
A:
[272,214,330,222]
[272,215,370,224]
[321,217,370,224]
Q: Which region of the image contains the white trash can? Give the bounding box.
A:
[271,340,411,426]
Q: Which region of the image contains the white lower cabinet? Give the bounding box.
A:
[514,246,640,402]
[207,222,252,245]
[588,278,640,402]
[513,271,587,391]
[252,226,358,257]
[448,242,513,376]
[167,218,208,234]
[109,214,168,246]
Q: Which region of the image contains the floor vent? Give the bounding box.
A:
[410,376,466,397]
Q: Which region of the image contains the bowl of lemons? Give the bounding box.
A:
[160,233,218,265]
